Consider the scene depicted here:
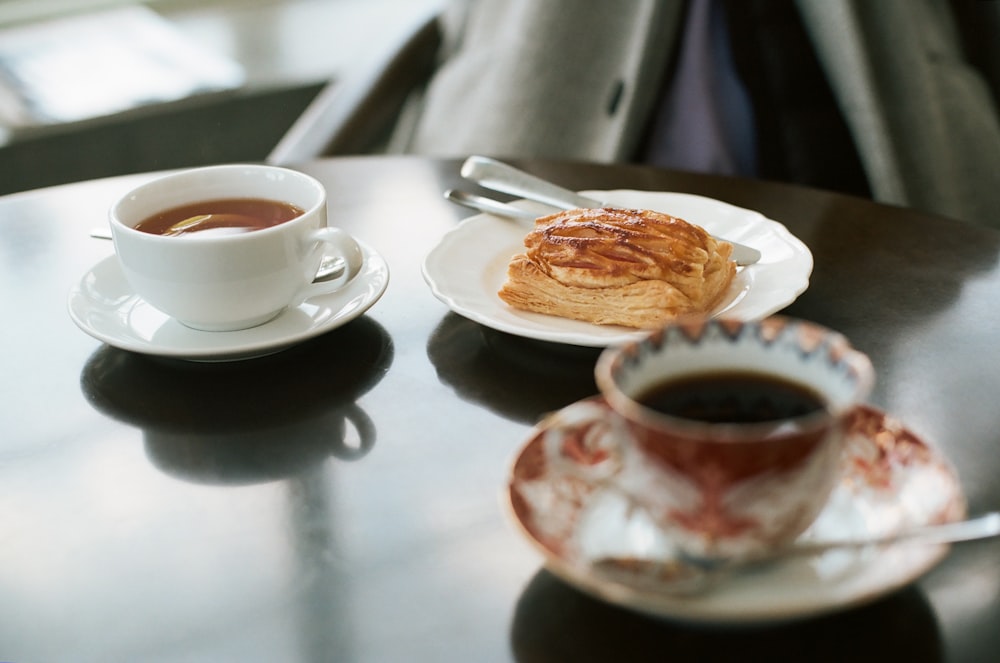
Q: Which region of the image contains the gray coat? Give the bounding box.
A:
[403,0,1000,227]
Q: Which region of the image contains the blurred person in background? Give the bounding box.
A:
[397,0,1000,227]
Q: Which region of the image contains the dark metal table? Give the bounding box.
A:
[2,156,998,662]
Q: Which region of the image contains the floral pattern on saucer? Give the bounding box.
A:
[506,398,966,624]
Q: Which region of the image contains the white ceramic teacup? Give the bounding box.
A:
[110,164,364,331]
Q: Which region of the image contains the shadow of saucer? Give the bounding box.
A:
[81,316,393,485]
[426,313,601,424]
[510,569,944,663]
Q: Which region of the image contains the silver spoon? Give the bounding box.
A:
[590,511,1000,596]
[446,188,762,267]
[89,228,346,283]
[459,155,763,266]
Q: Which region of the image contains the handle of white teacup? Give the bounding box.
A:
[295,226,365,301]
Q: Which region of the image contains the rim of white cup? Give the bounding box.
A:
[109,164,326,243]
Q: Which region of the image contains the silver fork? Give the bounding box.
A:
[458,155,763,266]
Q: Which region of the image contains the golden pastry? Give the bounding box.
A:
[498,207,735,328]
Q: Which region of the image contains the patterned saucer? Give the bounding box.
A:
[506,399,966,624]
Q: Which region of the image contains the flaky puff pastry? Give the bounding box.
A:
[497,207,736,328]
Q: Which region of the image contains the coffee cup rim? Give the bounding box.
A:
[598,372,841,440]
[594,315,875,440]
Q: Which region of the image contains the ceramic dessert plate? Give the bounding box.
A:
[423,190,813,347]
[506,398,966,624]
[68,241,389,361]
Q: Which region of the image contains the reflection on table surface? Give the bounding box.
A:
[512,570,944,663]
[1,156,999,662]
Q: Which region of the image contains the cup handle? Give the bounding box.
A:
[539,400,690,532]
[538,400,630,484]
[295,227,365,301]
[537,401,701,563]
[328,404,376,460]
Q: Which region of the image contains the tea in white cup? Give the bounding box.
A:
[110,164,364,331]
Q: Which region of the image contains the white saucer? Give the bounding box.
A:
[506,399,966,624]
[68,241,389,361]
[423,190,813,347]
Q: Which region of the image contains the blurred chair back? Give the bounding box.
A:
[268,11,441,165]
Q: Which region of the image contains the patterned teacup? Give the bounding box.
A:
[586,316,875,559]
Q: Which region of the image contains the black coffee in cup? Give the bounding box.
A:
[635,371,826,424]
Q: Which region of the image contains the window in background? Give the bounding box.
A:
[0,4,244,128]
[0,0,156,26]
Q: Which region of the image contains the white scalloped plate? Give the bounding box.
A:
[423,190,812,347]
[507,399,966,624]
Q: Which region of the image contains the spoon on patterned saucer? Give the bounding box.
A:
[590,511,1000,597]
